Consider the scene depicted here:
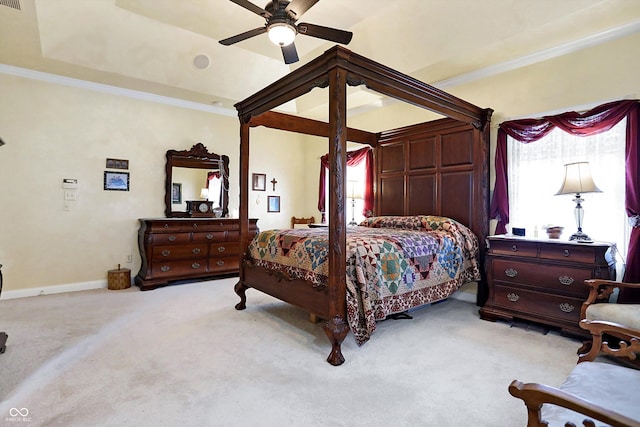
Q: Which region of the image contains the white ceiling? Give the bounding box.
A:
[1,0,640,120]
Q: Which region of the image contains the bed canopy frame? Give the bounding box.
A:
[234,46,492,365]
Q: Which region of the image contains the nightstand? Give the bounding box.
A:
[479,235,616,337]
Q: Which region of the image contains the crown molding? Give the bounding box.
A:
[433,20,640,89]
[0,64,237,117]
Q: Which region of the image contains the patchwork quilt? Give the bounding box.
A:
[247,215,480,345]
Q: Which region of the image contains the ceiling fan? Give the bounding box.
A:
[219,0,353,64]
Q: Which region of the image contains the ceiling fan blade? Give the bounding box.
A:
[281,43,299,64]
[229,0,271,18]
[284,0,319,19]
[297,23,353,44]
[219,27,267,46]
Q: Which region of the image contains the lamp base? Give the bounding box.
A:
[569,231,593,242]
[348,220,358,226]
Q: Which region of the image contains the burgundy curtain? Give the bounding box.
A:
[490,99,640,287]
[318,146,374,221]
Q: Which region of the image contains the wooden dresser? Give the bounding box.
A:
[479,235,615,337]
[135,218,258,291]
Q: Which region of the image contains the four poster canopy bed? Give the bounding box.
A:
[234,46,493,365]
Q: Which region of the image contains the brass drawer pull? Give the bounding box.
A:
[168,235,176,242]
[216,260,225,266]
[206,233,214,240]
[191,262,200,269]
[505,268,518,278]
[193,223,198,229]
[192,248,201,254]
[163,223,169,228]
[507,293,520,302]
[558,276,574,286]
[511,245,518,252]
[563,249,570,257]
[161,265,170,272]
[161,250,171,257]
[559,303,574,313]
[217,246,226,252]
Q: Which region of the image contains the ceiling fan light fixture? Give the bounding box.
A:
[267,23,296,46]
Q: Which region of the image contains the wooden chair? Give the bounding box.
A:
[509,279,640,426]
[509,321,640,426]
[291,216,315,228]
[578,279,640,365]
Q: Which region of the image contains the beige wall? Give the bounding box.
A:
[2,31,639,295]
[0,74,318,294]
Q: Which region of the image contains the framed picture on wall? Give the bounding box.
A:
[172,183,182,204]
[106,158,129,170]
[104,171,130,191]
[267,195,280,213]
[252,173,266,191]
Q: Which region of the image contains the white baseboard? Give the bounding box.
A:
[1,280,109,300]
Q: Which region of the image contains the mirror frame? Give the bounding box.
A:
[164,143,230,218]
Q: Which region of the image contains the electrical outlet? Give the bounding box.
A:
[64,190,77,201]
[126,254,132,263]
[63,201,72,211]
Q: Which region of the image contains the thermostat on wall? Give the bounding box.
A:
[62,178,78,189]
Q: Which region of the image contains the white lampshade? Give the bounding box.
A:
[268,23,296,46]
[555,162,602,195]
[200,188,209,200]
[347,180,364,200]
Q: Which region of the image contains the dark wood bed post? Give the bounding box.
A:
[323,65,350,366]
[232,46,493,365]
[235,121,251,310]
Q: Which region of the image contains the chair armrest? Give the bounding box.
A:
[580,279,639,319]
[508,380,640,427]
[578,319,640,362]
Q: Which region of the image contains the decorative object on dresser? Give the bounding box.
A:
[165,143,229,218]
[185,200,215,217]
[135,218,258,291]
[555,161,602,242]
[480,235,616,337]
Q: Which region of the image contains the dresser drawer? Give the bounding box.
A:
[152,259,209,278]
[492,259,592,296]
[209,255,239,273]
[152,244,208,261]
[539,244,598,264]
[493,284,582,324]
[193,221,240,232]
[489,239,537,257]
[148,232,191,244]
[192,231,228,242]
[147,222,200,233]
[211,242,239,256]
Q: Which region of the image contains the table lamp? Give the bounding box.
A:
[555,161,602,241]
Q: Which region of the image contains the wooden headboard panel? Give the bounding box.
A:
[376,117,490,259]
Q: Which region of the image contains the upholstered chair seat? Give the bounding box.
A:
[586,302,640,330]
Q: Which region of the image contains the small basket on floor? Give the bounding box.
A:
[107,265,131,290]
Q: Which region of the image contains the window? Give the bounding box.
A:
[507,118,628,277]
[323,161,366,224]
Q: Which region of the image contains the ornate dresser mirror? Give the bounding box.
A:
[164,143,229,218]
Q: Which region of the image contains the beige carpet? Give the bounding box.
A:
[0,278,583,426]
